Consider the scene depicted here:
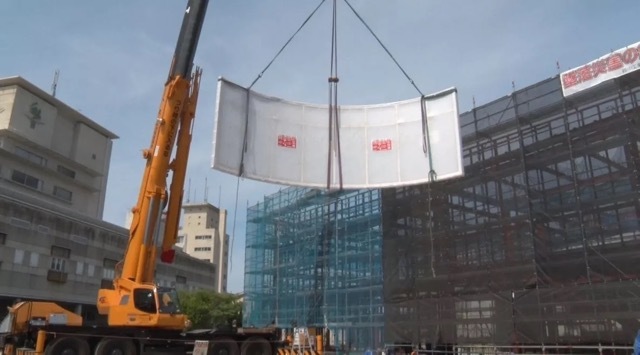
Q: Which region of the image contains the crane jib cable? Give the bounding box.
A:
[342,0,439,276]
[230,0,326,272]
[341,0,436,177]
[327,0,344,191]
[228,0,441,269]
[248,0,326,90]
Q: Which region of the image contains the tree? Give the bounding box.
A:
[178,290,242,329]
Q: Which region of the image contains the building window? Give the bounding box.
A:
[10,218,30,229]
[194,247,212,252]
[195,235,212,240]
[29,252,39,267]
[102,258,118,279]
[0,232,6,245]
[51,257,66,271]
[15,147,46,166]
[76,261,84,275]
[57,165,76,179]
[11,170,42,190]
[14,249,25,264]
[53,186,73,202]
[87,264,95,277]
[176,275,187,284]
[50,246,70,272]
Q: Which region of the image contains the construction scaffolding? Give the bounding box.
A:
[244,187,384,352]
[382,71,640,347]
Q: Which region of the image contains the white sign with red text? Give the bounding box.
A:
[561,41,640,97]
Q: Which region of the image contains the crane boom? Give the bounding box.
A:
[96,0,209,330]
[171,0,208,78]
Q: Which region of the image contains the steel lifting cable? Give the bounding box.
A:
[327,0,344,190]
[343,0,422,96]
[343,0,439,275]
[343,0,435,170]
[229,0,326,272]
[342,0,437,169]
[421,97,437,277]
[240,0,327,176]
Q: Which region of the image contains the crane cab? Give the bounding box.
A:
[97,283,187,330]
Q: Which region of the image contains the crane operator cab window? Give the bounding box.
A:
[132,287,182,314]
[0,312,13,333]
[157,287,182,314]
[133,288,157,313]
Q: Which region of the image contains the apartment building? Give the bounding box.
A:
[177,202,229,293]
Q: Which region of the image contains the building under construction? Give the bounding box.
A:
[244,188,384,351]
[382,68,640,347]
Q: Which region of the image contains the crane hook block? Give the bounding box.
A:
[161,249,176,264]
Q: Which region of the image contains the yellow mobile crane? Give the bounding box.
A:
[94,0,205,331]
[0,1,287,354]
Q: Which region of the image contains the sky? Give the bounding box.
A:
[1,0,638,293]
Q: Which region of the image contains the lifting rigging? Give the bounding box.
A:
[226,0,440,333]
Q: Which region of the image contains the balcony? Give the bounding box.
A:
[47,269,68,283]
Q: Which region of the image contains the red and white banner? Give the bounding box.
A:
[561,41,640,97]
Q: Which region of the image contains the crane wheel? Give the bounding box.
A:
[44,336,90,355]
[93,338,136,355]
[208,337,240,355]
[241,336,272,355]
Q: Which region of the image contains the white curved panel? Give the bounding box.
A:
[211,77,463,189]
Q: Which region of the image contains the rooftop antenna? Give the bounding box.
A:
[186,178,191,203]
[51,69,60,97]
[204,177,209,203]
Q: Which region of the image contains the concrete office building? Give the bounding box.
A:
[0,184,216,321]
[0,76,217,319]
[176,202,229,293]
[0,76,115,220]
